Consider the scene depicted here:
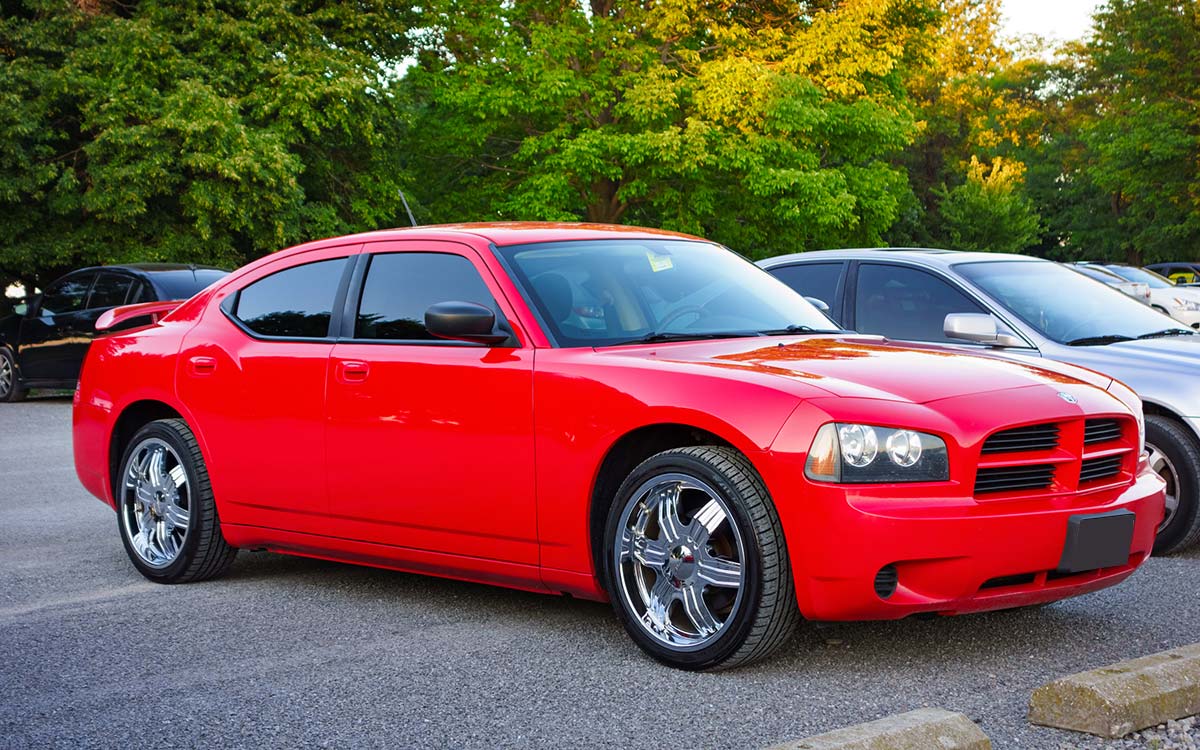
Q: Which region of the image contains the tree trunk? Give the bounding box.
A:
[585,178,627,224]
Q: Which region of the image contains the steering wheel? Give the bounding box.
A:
[655,305,706,331]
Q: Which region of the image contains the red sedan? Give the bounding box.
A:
[73,224,1165,670]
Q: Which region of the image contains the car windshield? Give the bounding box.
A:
[956,260,1191,344]
[1074,265,1125,284]
[495,239,838,347]
[1104,265,1174,289]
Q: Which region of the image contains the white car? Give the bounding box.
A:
[1102,264,1200,329]
[1071,263,1152,305]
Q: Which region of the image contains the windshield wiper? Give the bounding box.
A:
[757,325,846,336]
[1065,334,1136,346]
[1136,328,1197,339]
[603,331,762,347]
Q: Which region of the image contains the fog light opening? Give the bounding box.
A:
[874,564,898,600]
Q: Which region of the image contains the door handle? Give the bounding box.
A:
[188,356,217,376]
[337,360,369,384]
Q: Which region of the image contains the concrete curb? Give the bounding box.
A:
[766,708,991,750]
[1028,643,1200,738]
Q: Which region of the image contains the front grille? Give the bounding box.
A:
[974,464,1056,494]
[1080,454,1123,483]
[981,423,1060,454]
[1084,418,1123,445]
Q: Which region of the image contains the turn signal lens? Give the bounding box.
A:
[805,423,841,482]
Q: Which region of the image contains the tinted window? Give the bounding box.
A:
[355,253,500,341]
[234,258,347,338]
[127,280,151,305]
[768,262,845,323]
[88,273,136,309]
[39,273,95,315]
[855,264,985,343]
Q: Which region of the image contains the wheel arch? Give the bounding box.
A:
[109,399,186,499]
[587,422,741,588]
[1142,399,1200,442]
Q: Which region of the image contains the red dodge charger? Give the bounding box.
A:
[74,224,1165,670]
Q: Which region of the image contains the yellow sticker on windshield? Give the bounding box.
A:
[647,251,673,272]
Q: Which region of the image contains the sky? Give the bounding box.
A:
[1000,0,1101,42]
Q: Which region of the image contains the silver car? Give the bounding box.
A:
[759,249,1200,554]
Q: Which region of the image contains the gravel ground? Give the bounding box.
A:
[1,397,1197,749]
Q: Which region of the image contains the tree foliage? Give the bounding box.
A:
[0,0,415,289]
[937,155,1040,252]
[406,0,939,258]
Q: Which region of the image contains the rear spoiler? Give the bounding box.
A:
[95,300,183,332]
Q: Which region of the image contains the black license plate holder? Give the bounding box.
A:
[1056,509,1135,574]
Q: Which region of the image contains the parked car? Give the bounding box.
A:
[1098,263,1200,328]
[74,225,1163,670]
[0,264,227,402]
[1146,262,1200,286]
[761,249,1200,555]
[1070,263,1152,305]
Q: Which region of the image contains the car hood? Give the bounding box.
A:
[1050,335,1200,385]
[606,335,1100,404]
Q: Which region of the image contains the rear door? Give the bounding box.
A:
[324,241,538,564]
[176,245,359,534]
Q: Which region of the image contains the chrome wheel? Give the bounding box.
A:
[1147,442,1180,533]
[120,438,191,568]
[0,354,12,398]
[614,473,745,651]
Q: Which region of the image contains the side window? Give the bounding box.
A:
[355,253,500,341]
[768,262,846,323]
[39,273,95,316]
[854,264,985,343]
[232,258,348,338]
[126,280,151,305]
[87,273,136,310]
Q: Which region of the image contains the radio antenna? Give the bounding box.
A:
[398,189,418,227]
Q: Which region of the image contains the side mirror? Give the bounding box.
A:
[425,301,510,345]
[804,296,831,313]
[944,313,1024,347]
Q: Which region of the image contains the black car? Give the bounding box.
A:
[0,263,227,401]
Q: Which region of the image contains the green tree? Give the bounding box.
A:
[406,0,939,258]
[1063,0,1200,263]
[937,155,1040,252]
[0,0,415,291]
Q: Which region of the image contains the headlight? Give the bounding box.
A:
[805,423,950,483]
[1173,297,1200,311]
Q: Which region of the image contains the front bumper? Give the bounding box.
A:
[761,461,1165,621]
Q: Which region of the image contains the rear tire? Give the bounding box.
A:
[0,348,26,402]
[602,446,799,670]
[116,418,237,582]
[1147,415,1200,555]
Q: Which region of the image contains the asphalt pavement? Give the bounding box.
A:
[1,398,1197,749]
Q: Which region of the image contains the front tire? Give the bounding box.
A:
[0,348,26,402]
[116,418,237,582]
[603,446,799,670]
[1146,415,1200,555]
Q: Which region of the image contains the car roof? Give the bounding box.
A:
[274,222,707,259]
[756,247,1050,270]
[70,263,227,276]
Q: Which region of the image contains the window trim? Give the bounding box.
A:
[338,249,512,348]
[220,256,357,343]
[848,260,1037,350]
